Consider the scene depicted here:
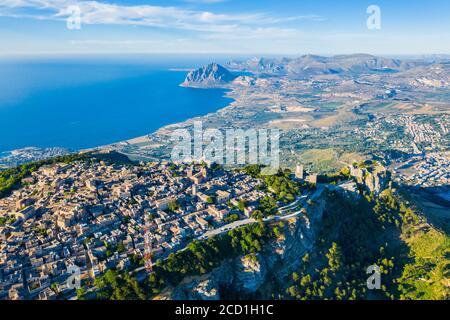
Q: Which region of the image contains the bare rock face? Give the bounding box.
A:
[169,263,234,300]
[192,280,220,300]
[164,189,332,300]
[234,254,267,293]
[182,63,236,88]
[364,168,391,194]
[350,162,391,195]
[170,278,220,300]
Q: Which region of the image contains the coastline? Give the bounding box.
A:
[0,83,236,167]
[84,84,237,155]
[83,75,238,157]
[0,64,237,166]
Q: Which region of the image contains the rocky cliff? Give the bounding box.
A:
[160,188,330,300]
[155,164,396,300]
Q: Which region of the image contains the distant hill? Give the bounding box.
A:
[181,63,236,87]
[227,54,428,78]
[91,150,136,166]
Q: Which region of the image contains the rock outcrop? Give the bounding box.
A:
[234,254,268,293]
[181,63,236,88]
[349,162,391,195]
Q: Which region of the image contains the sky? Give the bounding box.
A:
[0,0,449,56]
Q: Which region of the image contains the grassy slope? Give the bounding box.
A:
[399,224,450,299]
[283,185,449,300]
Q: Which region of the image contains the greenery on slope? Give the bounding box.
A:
[398,226,450,299]
[243,165,303,202]
[92,269,147,300]
[92,221,280,299]
[0,153,89,198]
[242,165,312,218]
[285,186,449,300]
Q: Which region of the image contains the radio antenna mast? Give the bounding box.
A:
[143,213,153,274]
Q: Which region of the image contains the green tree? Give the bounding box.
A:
[326,243,343,273]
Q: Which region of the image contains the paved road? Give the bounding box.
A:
[130,194,310,279]
[198,217,258,240]
[198,194,309,240]
[278,195,307,214]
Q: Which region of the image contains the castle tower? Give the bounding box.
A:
[201,167,207,178]
[187,166,194,178]
[143,214,153,274]
[306,174,318,184]
[295,165,304,180]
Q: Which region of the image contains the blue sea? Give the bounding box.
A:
[0,55,236,153]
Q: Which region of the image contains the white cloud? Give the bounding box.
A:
[0,0,323,37]
[182,0,228,4]
[0,0,331,54]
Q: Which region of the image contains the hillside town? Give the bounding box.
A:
[0,159,278,300]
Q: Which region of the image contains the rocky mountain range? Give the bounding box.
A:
[227,54,432,78]
[181,55,450,90]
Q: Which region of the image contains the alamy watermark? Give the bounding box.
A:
[66,265,81,290]
[171,121,280,175]
[366,264,381,290]
[66,5,82,30]
[367,5,382,30]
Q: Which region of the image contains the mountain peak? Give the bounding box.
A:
[182,63,236,87]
